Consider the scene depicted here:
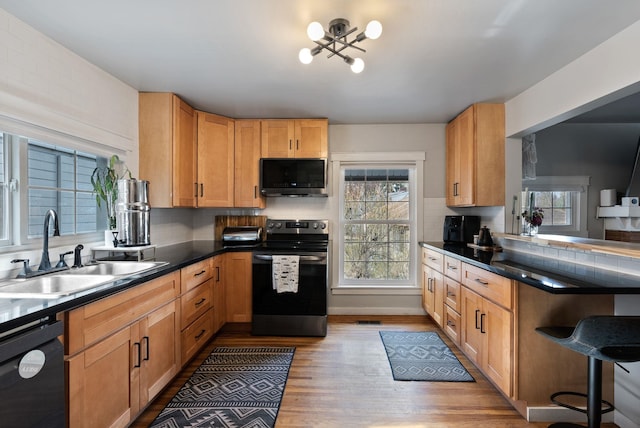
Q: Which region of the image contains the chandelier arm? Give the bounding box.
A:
[326,41,366,59]
[312,37,366,60]
[317,43,351,61]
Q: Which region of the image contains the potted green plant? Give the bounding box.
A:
[91,155,131,230]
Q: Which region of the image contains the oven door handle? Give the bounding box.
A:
[254,254,326,263]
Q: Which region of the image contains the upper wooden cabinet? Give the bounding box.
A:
[139,92,197,208]
[261,119,328,158]
[235,120,265,208]
[196,111,235,207]
[445,103,505,207]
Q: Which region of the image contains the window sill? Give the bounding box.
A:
[331,286,421,295]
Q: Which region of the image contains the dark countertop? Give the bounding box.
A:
[0,240,255,335]
[420,241,640,294]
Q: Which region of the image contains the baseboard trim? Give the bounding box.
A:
[328,307,427,316]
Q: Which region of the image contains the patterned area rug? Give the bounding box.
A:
[149,346,295,428]
[380,331,474,382]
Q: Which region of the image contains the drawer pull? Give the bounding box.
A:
[447,291,455,297]
[447,320,456,327]
[195,329,206,340]
[194,269,206,277]
[143,336,150,361]
[447,265,458,271]
[194,297,207,307]
[474,278,489,285]
[428,256,438,261]
[133,342,141,368]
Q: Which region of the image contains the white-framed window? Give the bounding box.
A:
[0,134,9,246]
[333,152,424,290]
[523,176,590,236]
[0,129,108,250]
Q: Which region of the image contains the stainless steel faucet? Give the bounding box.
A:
[38,209,60,272]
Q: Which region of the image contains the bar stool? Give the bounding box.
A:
[536,316,640,428]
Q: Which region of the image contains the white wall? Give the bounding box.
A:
[505,20,640,138]
[0,9,140,278]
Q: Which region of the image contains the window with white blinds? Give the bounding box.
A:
[27,141,99,238]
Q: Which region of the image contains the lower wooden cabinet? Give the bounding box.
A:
[224,252,252,323]
[422,264,444,326]
[67,298,180,428]
[461,284,513,397]
[212,254,226,332]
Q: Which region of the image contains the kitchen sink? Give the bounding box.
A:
[0,274,118,299]
[67,261,167,276]
[0,261,168,299]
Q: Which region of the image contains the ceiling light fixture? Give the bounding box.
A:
[299,18,382,74]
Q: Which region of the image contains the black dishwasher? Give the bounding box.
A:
[0,318,65,428]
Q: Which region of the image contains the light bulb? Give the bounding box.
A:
[299,48,313,64]
[351,58,365,73]
[307,22,325,41]
[364,20,382,40]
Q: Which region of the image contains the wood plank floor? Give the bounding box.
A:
[131,315,617,427]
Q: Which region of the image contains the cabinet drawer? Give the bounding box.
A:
[181,258,213,293]
[462,263,513,310]
[444,256,462,282]
[181,308,214,363]
[443,305,461,346]
[422,248,443,271]
[444,277,461,312]
[180,279,213,329]
[64,271,180,355]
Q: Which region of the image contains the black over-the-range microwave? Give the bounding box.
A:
[260,158,328,197]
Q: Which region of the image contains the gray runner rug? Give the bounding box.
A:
[149,346,295,428]
[380,331,474,382]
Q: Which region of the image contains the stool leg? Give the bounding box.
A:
[587,356,602,428]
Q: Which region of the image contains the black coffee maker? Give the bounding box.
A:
[443,215,481,244]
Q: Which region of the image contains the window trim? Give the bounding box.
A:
[331,151,425,293]
[523,175,590,236]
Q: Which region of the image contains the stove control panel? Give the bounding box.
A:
[266,219,329,234]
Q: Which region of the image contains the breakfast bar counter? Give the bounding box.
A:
[420,241,640,294]
[418,239,624,421]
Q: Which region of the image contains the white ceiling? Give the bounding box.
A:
[2,0,640,124]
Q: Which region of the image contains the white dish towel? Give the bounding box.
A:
[272,255,300,293]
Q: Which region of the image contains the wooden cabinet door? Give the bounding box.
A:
[173,96,198,207]
[422,265,444,327]
[224,252,252,322]
[483,298,513,396]
[261,120,295,158]
[197,111,235,207]
[421,263,432,313]
[432,269,445,327]
[294,119,328,158]
[139,93,196,208]
[67,327,137,428]
[456,106,475,206]
[235,120,265,208]
[445,119,457,206]
[140,300,180,405]
[460,287,483,366]
[212,255,226,332]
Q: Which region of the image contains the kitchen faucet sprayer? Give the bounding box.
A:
[38,209,60,272]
